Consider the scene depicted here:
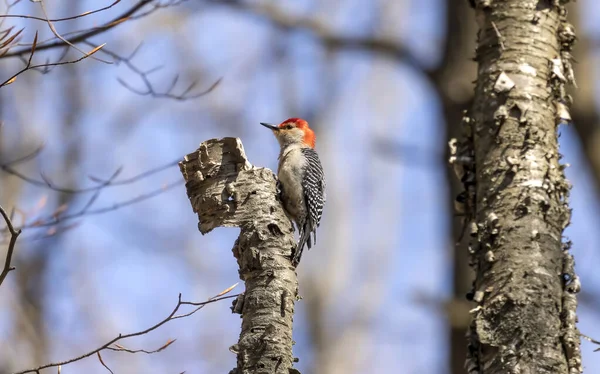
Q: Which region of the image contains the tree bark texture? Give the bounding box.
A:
[452,1,581,373]
[179,138,299,374]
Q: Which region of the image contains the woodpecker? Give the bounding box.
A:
[260,118,326,266]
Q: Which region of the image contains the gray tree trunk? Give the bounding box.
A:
[453,1,582,373]
[179,138,299,374]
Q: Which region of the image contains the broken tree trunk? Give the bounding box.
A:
[179,137,299,374]
[451,1,581,373]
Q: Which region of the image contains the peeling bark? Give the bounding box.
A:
[452,1,581,373]
[179,138,299,374]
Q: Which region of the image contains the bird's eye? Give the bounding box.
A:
[285,124,294,129]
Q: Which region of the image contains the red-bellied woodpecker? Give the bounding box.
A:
[260,118,326,266]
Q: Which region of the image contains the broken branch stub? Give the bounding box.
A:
[179,137,299,373]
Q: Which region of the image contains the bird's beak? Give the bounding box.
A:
[260,122,279,131]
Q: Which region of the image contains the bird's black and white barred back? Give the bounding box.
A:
[297,147,325,254]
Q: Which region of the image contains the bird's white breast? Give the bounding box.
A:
[278,146,307,220]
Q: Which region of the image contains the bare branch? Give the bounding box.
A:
[77,167,123,215]
[581,333,600,352]
[33,0,110,64]
[1,145,45,165]
[90,42,222,100]
[0,0,122,23]
[0,205,21,287]
[128,0,188,20]
[19,179,182,230]
[96,352,114,374]
[1,148,180,193]
[0,181,180,244]
[0,147,185,240]
[107,339,176,355]
[15,45,69,75]
[13,286,240,374]
[2,0,152,58]
[0,1,219,98]
[0,33,104,87]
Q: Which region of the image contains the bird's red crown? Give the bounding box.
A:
[279,118,316,148]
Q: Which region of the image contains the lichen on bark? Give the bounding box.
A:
[455,1,581,373]
[179,137,300,374]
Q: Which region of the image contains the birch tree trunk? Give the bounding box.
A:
[179,138,299,374]
[453,1,582,373]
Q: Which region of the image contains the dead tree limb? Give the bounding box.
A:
[179,137,299,374]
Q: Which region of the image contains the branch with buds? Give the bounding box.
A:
[179,137,300,373]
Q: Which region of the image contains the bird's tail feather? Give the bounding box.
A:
[294,225,312,266]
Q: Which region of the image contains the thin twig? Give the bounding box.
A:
[2,0,152,58]
[77,167,123,215]
[87,42,222,100]
[0,181,181,239]
[0,34,104,87]
[96,352,114,374]
[1,150,179,193]
[0,0,122,23]
[1,145,45,165]
[107,339,176,355]
[0,205,21,287]
[0,30,36,86]
[34,0,110,64]
[128,0,188,20]
[15,180,182,230]
[581,333,600,352]
[13,286,240,374]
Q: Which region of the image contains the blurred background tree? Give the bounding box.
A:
[0,0,599,373]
